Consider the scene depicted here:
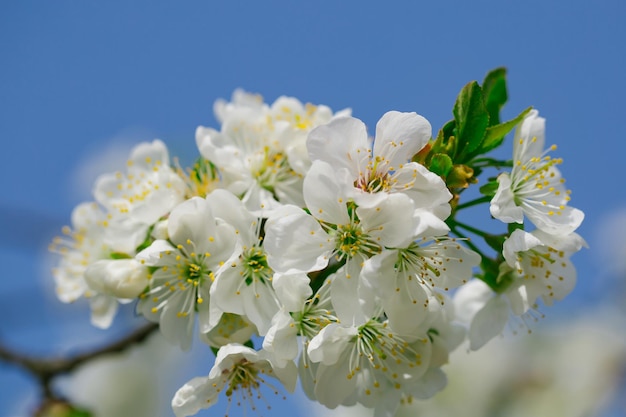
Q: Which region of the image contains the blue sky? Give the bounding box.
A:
[1,1,625,416]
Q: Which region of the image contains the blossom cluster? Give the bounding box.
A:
[50,71,584,417]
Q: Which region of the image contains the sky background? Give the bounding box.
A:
[1,1,625,416]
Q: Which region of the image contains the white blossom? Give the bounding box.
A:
[490,110,584,234]
[49,202,130,328]
[171,343,297,417]
[136,197,237,350]
[93,140,186,239]
[307,111,451,214]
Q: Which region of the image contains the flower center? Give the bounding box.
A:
[224,360,261,397]
[346,320,426,390]
[355,157,393,193]
[240,247,272,286]
[176,157,220,198]
[333,222,380,261]
[251,148,298,195]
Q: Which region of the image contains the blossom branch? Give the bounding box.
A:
[0,322,159,400]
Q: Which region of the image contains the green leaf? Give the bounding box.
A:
[429,153,453,177]
[507,222,524,234]
[480,106,533,154]
[479,180,499,197]
[453,81,489,157]
[482,67,508,126]
[484,233,506,252]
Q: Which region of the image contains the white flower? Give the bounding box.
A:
[198,92,350,215]
[263,279,337,368]
[171,343,297,417]
[265,160,419,324]
[307,111,451,213]
[136,196,238,350]
[84,258,149,299]
[453,278,515,351]
[204,189,304,336]
[361,237,480,335]
[200,313,257,349]
[490,110,584,234]
[502,228,586,309]
[49,202,128,328]
[93,139,186,233]
[307,319,432,411]
[455,229,585,350]
[196,120,305,215]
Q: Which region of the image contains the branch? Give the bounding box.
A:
[0,322,159,400]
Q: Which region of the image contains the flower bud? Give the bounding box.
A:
[151,219,169,240]
[85,259,149,299]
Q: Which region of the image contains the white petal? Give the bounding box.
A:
[308,323,357,365]
[453,279,495,325]
[272,272,312,311]
[204,189,257,242]
[398,162,452,209]
[513,109,545,162]
[526,205,584,235]
[89,294,118,329]
[172,376,219,417]
[85,259,149,299]
[135,239,176,265]
[303,160,352,224]
[307,116,368,177]
[374,111,431,168]
[469,295,508,350]
[330,261,367,325]
[358,193,416,247]
[314,358,356,409]
[265,205,333,273]
[168,197,215,248]
[262,309,300,364]
[490,173,524,224]
[503,229,542,267]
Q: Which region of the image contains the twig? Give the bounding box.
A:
[0,322,159,400]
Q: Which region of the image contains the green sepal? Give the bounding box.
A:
[479,106,533,154]
[479,180,499,197]
[482,67,508,126]
[109,252,132,260]
[476,256,501,292]
[453,81,489,158]
[135,223,156,253]
[426,328,440,343]
[244,339,255,349]
[495,263,517,293]
[507,222,524,234]
[484,233,507,252]
[429,153,453,178]
[430,120,457,157]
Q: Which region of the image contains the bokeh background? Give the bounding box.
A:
[1,1,625,416]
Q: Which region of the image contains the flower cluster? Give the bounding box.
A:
[50,70,584,416]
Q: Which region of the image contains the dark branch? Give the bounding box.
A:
[0,322,159,400]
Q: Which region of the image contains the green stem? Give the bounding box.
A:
[455,195,492,211]
[449,219,492,239]
[470,157,513,168]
